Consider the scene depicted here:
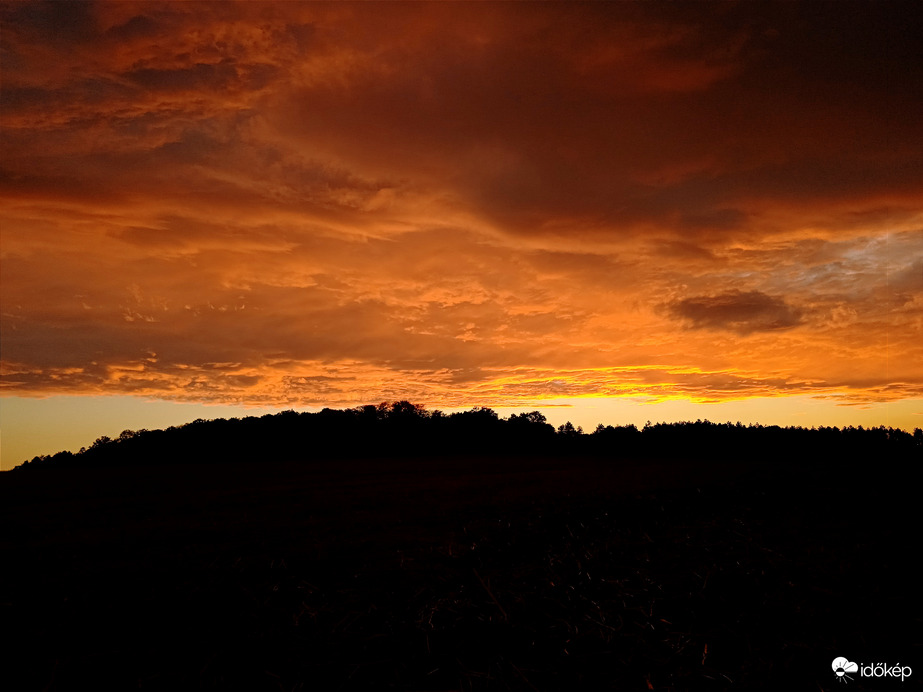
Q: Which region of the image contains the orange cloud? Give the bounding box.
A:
[1,1,922,421]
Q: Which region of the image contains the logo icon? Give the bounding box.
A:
[833,657,859,683]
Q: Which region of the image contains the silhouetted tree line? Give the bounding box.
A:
[15,401,923,470]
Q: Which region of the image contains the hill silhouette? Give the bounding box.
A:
[15,400,923,470]
[3,402,920,690]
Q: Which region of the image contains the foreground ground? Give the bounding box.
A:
[2,453,919,690]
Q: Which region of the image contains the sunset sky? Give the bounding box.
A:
[2,1,922,469]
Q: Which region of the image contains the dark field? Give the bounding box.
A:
[2,454,920,691]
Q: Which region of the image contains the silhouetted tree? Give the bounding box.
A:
[556,421,582,437]
[13,402,922,469]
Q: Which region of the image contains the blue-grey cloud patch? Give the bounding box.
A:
[668,290,803,334]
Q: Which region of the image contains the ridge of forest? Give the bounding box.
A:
[15,401,922,470]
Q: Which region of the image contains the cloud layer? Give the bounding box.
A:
[2,1,922,410]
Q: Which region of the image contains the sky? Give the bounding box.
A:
[2,1,922,469]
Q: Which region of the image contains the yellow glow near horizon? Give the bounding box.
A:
[2,3,922,467]
[3,394,921,471]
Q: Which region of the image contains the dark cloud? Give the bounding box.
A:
[2,0,97,45]
[668,291,803,334]
[105,14,159,42]
[125,61,241,93]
